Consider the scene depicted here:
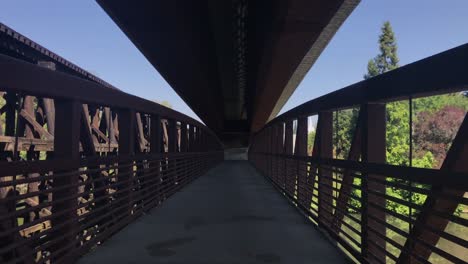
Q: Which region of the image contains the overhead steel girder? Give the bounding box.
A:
[96,0,359,146]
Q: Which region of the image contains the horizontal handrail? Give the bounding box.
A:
[0,54,221,144]
[0,25,224,264]
[254,152,468,189]
[264,43,468,128]
[249,44,468,264]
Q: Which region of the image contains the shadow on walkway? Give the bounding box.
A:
[79,161,348,264]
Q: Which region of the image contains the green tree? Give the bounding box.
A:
[336,21,467,216]
[364,21,399,79]
[307,130,316,155]
[333,109,359,159]
[339,22,402,212]
[363,21,408,166]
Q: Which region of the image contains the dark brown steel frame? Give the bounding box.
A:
[249,44,468,264]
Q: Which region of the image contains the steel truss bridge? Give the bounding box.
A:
[0,1,467,263]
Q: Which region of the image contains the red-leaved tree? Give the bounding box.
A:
[413,106,466,168]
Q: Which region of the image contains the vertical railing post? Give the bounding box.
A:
[199,129,205,171]
[295,117,308,206]
[150,114,162,207]
[397,115,468,264]
[317,112,333,226]
[180,123,188,152]
[193,126,199,174]
[193,126,199,152]
[268,127,273,179]
[51,99,81,261]
[272,125,278,184]
[284,120,293,195]
[117,109,136,217]
[167,119,177,153]
[189,125,195,152]
[188,125,195,179]
[167,119,177,187]
[361,103,386,262]
[277,123,285,188]
[180,122,188,184]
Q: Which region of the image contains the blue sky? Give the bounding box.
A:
[1,1,467,121]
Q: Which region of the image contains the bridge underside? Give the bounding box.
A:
[1,12,467,264]
[79,161,347,263]
[97,0,359,147]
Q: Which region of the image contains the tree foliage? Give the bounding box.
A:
[333,109,358,159]
[335,21,468,216]
[413,106,466,168]
[364,21,399,79]
[307,130,315,155]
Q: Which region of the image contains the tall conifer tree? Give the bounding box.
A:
[364,21,399,79]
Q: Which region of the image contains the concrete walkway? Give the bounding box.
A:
[79,161,348,264]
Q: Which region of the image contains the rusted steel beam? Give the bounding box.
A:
[295,116,308,205]
[397,114,468,264]
[188,125,195,152]
[3,93,16,141]
[0,184,33,263]
[361,103,386,263]
[1,23,118,90]
[317,112,333,226]
[79,104,109,218]
[277,123,285,188]
[271,125,278,184]
[113,111,120,140]
[198,128,204,152]
[332,109,362,232]
[168,119,177,153]
[150,115,162,153]
[87,105,100,145]
[0,93,34,263]
[116,109,135,217]
[134,113,148,206]
[284,120,293,194]
[150,114,162,205]
[22,96,37,139]
[267,127,273,178]
[0,54,220,143]
[42,98,55,136]
[20,109,53,140]
[161,120,169,152]
[91,126,109,144]
[135,112,147,152]
[18,95,42,224]
[194,126,201,152]
[249,46,468,264]
[0,136,118,153]
[0,136,53,151]
[0,26,224,263]
[180,123,188,153]
[167,119,178,184]
[0,94,3,136]
[91,107,101,129]
[104,107,116,144]
[308,115,321,204]
[51,99,81,262]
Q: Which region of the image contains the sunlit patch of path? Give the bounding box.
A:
[79,161,349,264]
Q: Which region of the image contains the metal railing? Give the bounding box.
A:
[249,44,468,264]
[0,51,223,263]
